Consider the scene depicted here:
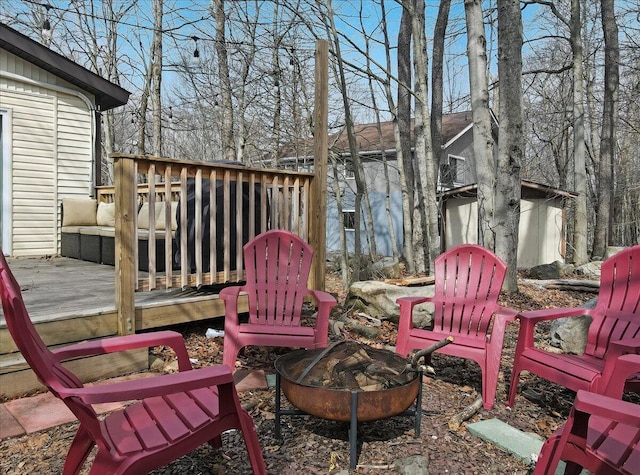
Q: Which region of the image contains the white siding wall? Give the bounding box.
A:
[518,199,564,268]
[0,50,94,257]
[445,197,565,268]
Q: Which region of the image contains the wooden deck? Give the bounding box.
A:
[0,256,246,399]
[3,256,230,323]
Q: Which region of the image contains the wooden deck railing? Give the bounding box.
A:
[110,154,326,335]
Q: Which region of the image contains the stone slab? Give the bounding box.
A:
[467,418,544,465]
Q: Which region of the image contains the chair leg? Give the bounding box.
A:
[238,410,266,474]
[222,339,241,371]
[482,366,497,410]
[532,434,561,475]
[208,435,223,449]
[62,425,94,475]
[507,368,521,407]
[62,426,95,475]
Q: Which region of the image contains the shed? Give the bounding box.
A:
[440,180,577,268]
[0,22,130,257]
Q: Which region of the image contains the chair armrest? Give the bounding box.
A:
[515,307,592,350]
[496,306,518,323]
[487,307,518,346]
[57,364,234,405]
[573,390,640,427]
[396,296,434,309]
[600,353,640,397]
[308,289,337,307]
[219,285,244,302]
[220,286,246,328]
[52,330,193,371]
[517,307,591,325]
[610,338,640,354]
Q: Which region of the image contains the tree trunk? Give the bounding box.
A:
[571,0,589,265]
[326,0,368,281]
[397,4,415,272]
[593,0,619,258]
[151,0,163,157]
[464,0,495,251]
[431,0,452,191]
[495,0,523,292]
[412,0,439,274]
[213,0,236,161]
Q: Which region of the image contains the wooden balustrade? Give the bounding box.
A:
[112,154,324,335]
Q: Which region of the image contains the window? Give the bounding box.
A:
[344,160,355,179]
[442,155,465,186]
[343,210,356,230]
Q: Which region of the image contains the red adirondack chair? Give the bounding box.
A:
[533,354,640,475]
[508,245,640,408]
[0,252,266,475]
[395,244,517,410]
[221,229,337,370]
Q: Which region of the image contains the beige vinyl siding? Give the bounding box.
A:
[1,90,56,256]
[1,50,95,257]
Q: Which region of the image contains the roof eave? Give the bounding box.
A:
[0,23,130,110]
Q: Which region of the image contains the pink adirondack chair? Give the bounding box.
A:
[508,245,640,408]
[533,354,640,475]
[0,252,266,475]
[221,230,337,370]
[395,244,517,410]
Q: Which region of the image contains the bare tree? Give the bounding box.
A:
[431,0,452,185]
[593,0,619,257]
[464,0,496,251]
[495,0,523,291]
[151,0,163,157]
[570,0,589,265]
[397,3,415,272]
[411,0,439,273]
[212,0,236,161]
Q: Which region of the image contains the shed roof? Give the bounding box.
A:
[439,180,577,200]
[0,22,130,110]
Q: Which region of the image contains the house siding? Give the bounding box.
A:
[1,51,94,257]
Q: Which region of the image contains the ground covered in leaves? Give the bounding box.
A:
[0,274,617,474]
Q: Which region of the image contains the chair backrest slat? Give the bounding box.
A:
[586,246,640,358]
[433,245,506,337]
[243,230,313,327]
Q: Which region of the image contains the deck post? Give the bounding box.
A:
[114,155,137,335]
[309,39,329,291]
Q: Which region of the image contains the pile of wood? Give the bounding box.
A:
[284,341,414,392]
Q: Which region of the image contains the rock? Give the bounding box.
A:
[549,298,597,353]
[346,280,434,326]
[394,455,430,475]
[527,261,574,279]
[575,261,602,279]
[605,246,626,258]
[149,356,165,372]
[372,257,402,279]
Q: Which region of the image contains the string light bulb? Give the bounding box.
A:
[192,36,200,62]
[168,106,173,120]
[41,3,52,40]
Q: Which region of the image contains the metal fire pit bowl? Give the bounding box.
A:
[274,342,424,470]
[274,345,420,422]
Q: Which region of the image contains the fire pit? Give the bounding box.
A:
[274,340,424,469]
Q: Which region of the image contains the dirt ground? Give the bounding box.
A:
[0,274,621,474]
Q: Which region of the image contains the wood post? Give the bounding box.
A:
[309,39,329,291]
[114,155,137,335]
